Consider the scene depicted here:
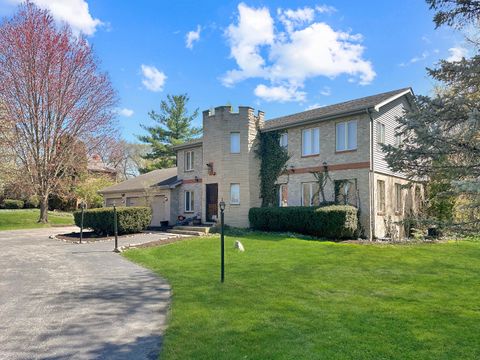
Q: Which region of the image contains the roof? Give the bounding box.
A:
[262,88,412,131]
[172,137,203,150]
[99,167,180,194]
[87,155,116,174]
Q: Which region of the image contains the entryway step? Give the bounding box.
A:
[167,229,205,236]
[174,226,211,234]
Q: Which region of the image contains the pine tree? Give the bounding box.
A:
[138,94,201,172]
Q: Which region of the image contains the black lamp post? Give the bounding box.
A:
[219,199,226,283]
[113,201,119,253]
[79,202,86,244]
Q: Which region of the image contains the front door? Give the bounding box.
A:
[206,183,218,222]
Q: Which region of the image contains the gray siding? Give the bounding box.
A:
[373,97,410,177]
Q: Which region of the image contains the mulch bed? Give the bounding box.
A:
[56,231,135,243]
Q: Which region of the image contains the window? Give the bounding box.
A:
[302,127,320,156]
[184,190,194,212]
[279,184,288,207]
[302,182,320,206]
[230,132,240,153]
[334,179,357,206]
[336,120,357,151]
[377,180,385,213]
[377,122,385,146]
[395,133,402,147]
[279,132,288,148]
[230,184,240,204]
[395,183,402,213]
[184,150,194,171]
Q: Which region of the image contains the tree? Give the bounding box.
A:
[0,2,117,222]
[138,94,201,172]
[383,1,480,233]
[426,0,480,29]
[74,175,115,208]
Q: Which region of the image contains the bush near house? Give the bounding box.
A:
[249,205,358,239]
[74,206,152,235]
[2,199,25,209]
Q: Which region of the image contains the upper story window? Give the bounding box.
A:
[302,127,320,156]
[279,132,288,149]
[395,133,402,147]
[336,120,357,151]
[184,150,194,171]
[377,122,386,147]
[230,132,240,153]
[230,183,240,204]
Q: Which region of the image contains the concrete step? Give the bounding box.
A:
[166,229,205,236]
[174,226,211,234]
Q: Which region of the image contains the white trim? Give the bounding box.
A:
[373,89,412,112]
[184,190,194,212]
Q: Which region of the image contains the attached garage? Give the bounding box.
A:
[99,167,181,227]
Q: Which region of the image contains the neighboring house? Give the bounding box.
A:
[87,154,117,180]
[100,88,422,239]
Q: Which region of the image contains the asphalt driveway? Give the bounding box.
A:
[0,227,174,360]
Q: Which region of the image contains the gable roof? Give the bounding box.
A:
[262,88,412,131]
[99,167,180,194]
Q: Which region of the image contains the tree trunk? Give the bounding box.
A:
[39,195,49,223]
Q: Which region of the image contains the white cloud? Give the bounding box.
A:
[141,65,167,92]
[117,108,134,117]
[305,103,324,110]
[222,3,375,102]
[447,46,468,62]
[186,25,201,49]
[320,86,331,96]
[399,51,429,67]
[7,0,103,36]
[254,84,306,102]
[315,4,337,13]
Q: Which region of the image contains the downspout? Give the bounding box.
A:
[366,108,375,240]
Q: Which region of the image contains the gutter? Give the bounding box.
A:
[366,107,376,240]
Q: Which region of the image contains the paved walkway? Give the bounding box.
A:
[0,227,175,359]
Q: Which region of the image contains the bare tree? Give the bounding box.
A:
[0,2,117,222]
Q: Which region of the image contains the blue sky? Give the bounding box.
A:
[0,0,468,142]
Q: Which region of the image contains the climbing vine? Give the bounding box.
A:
[255,131,290,207]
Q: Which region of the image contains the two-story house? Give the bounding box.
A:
[100,88,422,239]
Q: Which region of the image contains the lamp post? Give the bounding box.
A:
[219,199,226,283]
[79,202,86,244]
[113,201,119,253]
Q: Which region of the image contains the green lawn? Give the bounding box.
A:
[124,233,480,360]
[0,209,74,231]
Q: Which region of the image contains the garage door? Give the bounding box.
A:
[126,197,147,207]
[150,195,166,226]
[105,198,122,207]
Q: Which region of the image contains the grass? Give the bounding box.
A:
[124,233,480,360]
[0,209,74,231]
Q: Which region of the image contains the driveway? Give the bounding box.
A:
[0,227,175,360]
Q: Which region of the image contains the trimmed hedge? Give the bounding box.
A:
[249,205,358,239]
[73,206,152,235]
[3,199,25,209]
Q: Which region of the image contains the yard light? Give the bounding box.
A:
[79,202,86,244]
[219,199,226,283]
[113,201,119,253]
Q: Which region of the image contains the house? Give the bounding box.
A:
[100,88,422,239]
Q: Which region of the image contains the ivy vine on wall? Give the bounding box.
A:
[255,131,290,207]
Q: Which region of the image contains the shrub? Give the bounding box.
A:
[73,206,152,235]
[25,195,40,208]
[3,199,25,209]
[248,205,358,240]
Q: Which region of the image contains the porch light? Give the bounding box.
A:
[323,161,328,172]
[219,199,226,211]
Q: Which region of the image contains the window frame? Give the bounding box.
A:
[279,184,288,207]
[184,150,194,171]
[335,120,358,152]
[395,183,403,213]
[279,132,288,149]
[394,133,402,147]
[301,182,319,206]
[184,190,194,213]
[230,183,240,205]
[377,180,385,214]
[230,132,240,153]
[301,127,320,157]
[377,122,386,147]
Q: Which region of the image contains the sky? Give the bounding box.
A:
[0,0,469,142]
